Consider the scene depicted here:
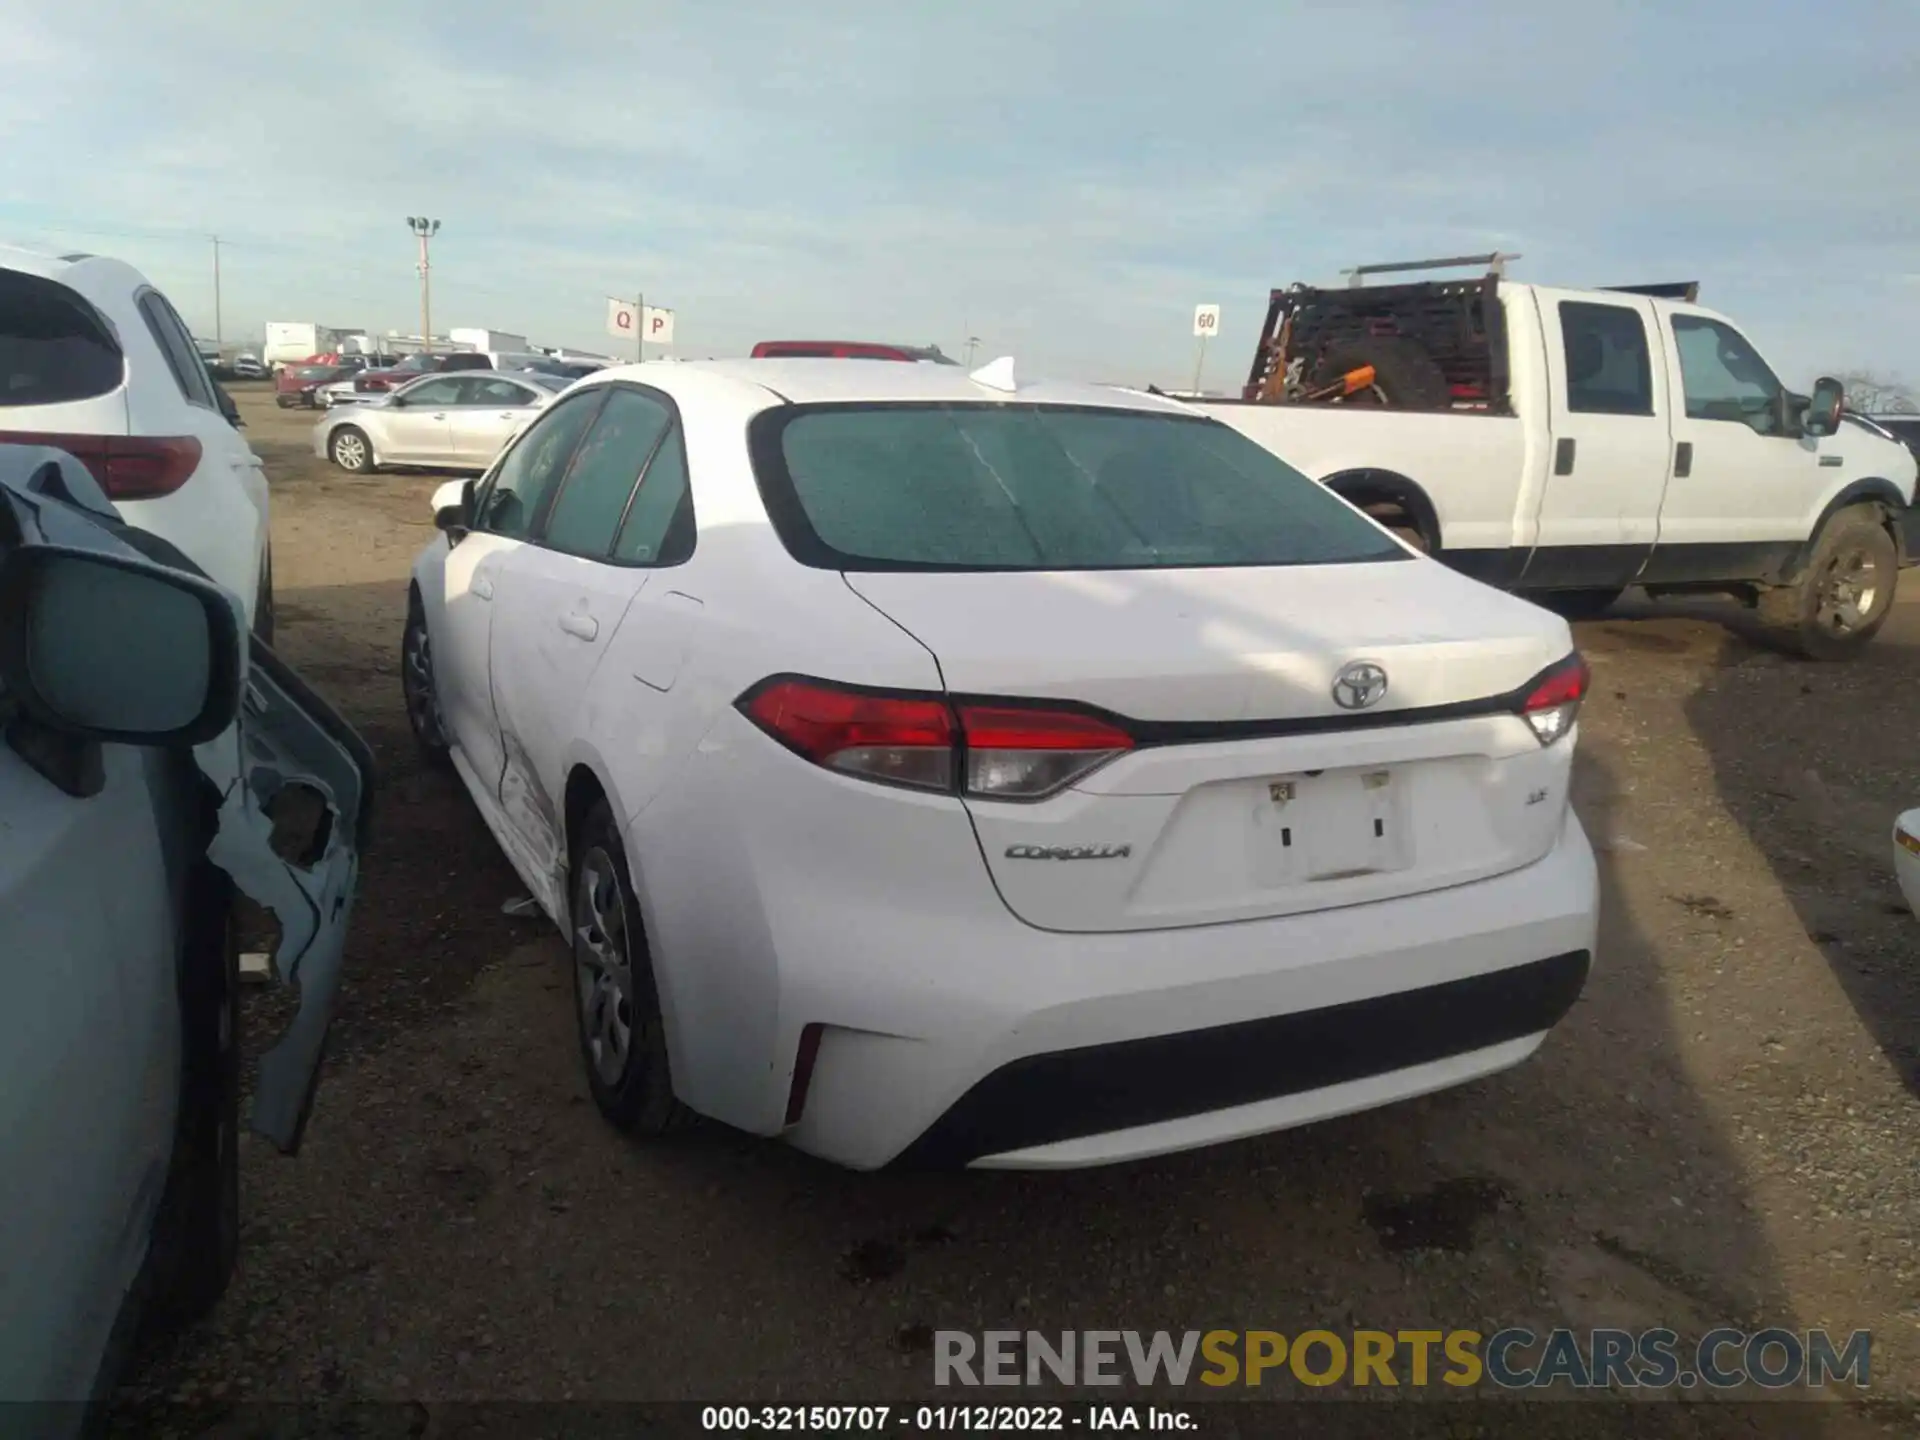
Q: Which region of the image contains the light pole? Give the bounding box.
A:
[406,217,440,352]
[963,335,981,367]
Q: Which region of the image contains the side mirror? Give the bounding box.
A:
[0,546,243,746]
[432,477,473,533]
[1804,376,1845,438]
[387,392,407,408]
[216,385,243,429]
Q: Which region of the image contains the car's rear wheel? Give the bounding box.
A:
[330,426,373,473]
[401,595,450,764]
[1535,588,1624,621]
[143,864,242,1335]
[571,800,686,1136]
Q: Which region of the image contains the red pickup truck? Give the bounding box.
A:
[353,351,491,394]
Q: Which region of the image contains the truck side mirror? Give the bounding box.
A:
[1804,376,1845,438]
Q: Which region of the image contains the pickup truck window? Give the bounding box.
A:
[1559,302,1653,417]
[1671,315,1783,434]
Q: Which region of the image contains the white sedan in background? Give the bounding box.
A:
[314,370,559,473]
[402,358,1600,1170]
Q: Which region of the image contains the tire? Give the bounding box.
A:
[252,552,274,644]
[144,865,241,1335]
[1536,588,1624,621]
[401,594,451,765]
[274,394,293,409]
[1309,336,1452,410]
[1757,506,1899,660]
[570,800,688,1136]
[329,425,373,473]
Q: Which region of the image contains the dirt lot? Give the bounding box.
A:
[118,385,1920,1434]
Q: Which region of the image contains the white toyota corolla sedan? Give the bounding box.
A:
[404,358,1600,1170]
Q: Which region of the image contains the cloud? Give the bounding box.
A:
[0,0,1912,383]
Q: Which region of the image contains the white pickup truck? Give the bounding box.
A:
[1181,256,1920,658]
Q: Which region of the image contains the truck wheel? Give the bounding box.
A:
[1758,507,1898,660]
[1310,337,1452,410]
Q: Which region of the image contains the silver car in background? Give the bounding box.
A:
[313,371,560,473]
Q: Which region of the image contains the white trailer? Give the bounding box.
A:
[449,327,529,354]
[262,321,358,370]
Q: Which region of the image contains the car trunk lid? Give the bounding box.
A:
[843,562,1578,932]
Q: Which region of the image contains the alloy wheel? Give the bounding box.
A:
[574,848,635,1087]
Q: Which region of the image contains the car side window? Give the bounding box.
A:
[1671,315,1784,434]
[137,292,217,409]
[472,390,604,540]
[467,377,537,408]
[1558,302,1653,417]
[402,377,465,408]
[612,422,695,565]
[541,388,674,559]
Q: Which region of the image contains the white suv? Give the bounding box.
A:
[0,246,272,634]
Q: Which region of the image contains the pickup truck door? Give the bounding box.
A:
[1642,306,1825,582]
[1523,289,1675,590]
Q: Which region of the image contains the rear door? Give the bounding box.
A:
[451,375,545,466]
[435,388,605,793]
[1522,289,1674,588]
[380,376,464,463]
[486,385,674,881]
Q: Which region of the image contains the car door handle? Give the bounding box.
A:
[498,412,518,420]
[473,575,494,601]
[431,412,448,420]
[1553,437,1576,476]
[1674,441,1693,478]
[559,612,599,641]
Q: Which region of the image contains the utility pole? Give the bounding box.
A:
[964,335,981,367]
[635,293,645,364]
[210,236,223,350]
[407,217,441,352]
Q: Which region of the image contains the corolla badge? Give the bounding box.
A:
[1331,661,1389,711]
[1005,844,1132,861]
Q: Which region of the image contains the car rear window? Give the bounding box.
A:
[0,270,124,407]
[749,403,1410,572]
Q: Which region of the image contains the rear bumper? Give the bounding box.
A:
[772,810,1598,1170]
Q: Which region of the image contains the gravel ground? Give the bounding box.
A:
[113,385,1920,1436]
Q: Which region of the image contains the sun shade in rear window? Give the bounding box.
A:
[0,271,124,407]
[746,403,1411,572]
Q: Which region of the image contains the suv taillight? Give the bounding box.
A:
[738,677,1134,801]
[0,431,202,500]
[1515,653,1590,746]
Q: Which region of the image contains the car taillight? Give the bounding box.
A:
[954,702,1134,798]
[737,678,1134,800]
[1516,652,1589,746]
[0,431,202,500]
[740,678,956,791]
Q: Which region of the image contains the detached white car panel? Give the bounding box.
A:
[411,358,1601,1170]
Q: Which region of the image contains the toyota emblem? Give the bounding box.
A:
[1331,661,1389,711]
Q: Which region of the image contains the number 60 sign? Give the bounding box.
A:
[1193,304,1221,338]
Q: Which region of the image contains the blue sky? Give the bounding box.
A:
[0,1,1913,389]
